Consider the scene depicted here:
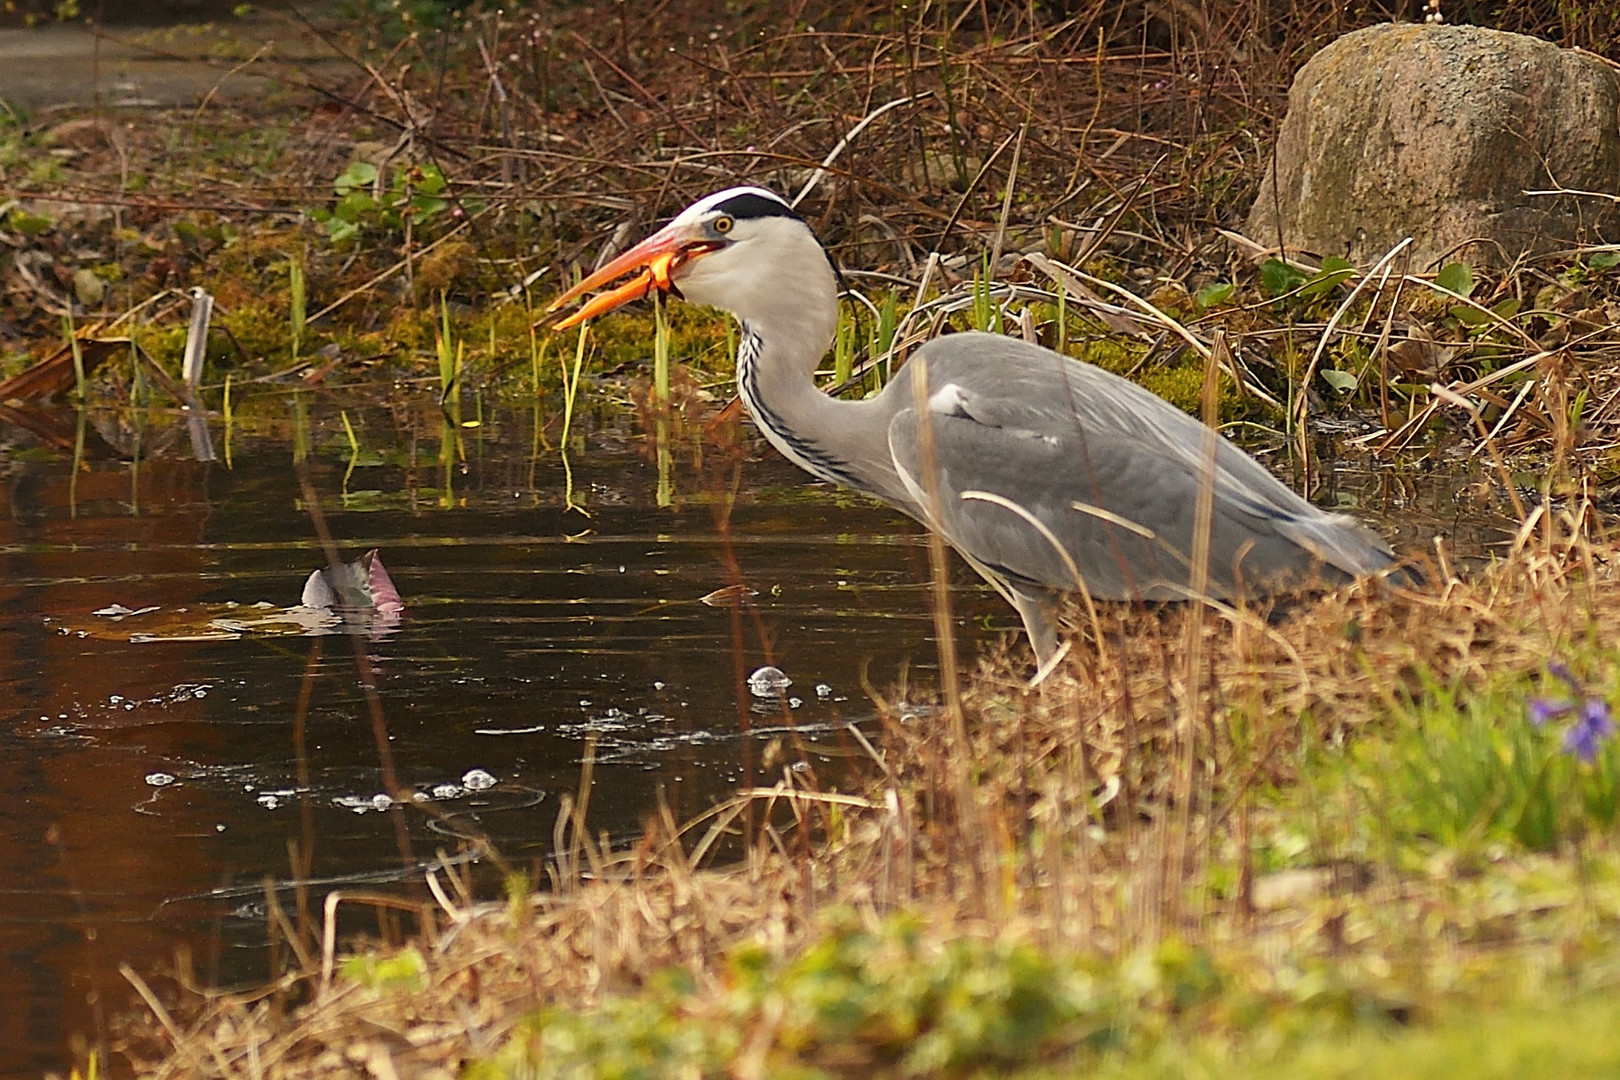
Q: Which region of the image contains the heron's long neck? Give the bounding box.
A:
[735,315,911,509]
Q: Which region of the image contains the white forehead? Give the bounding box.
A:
[669,186,790,224]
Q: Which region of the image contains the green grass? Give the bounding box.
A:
[461,903,1620,1080]
[1093,994,1620,1080]
[1288,658,1620,871]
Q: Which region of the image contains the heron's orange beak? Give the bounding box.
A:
[546,224,721,330]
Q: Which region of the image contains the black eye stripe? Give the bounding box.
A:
[710,191,798,221]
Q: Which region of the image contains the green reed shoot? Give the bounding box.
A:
[834,311,854,386]
[529,322,549,395]
[555,325,591,516]
[129,340,147,407]
[656,414,672,509]
[438,416,456,509]
[290,393,309,464]
[340,409,360,455]
[63,314,86,400]
[288,255,306,361]
[877,288,898,386]
[558,323,588,454]
[436,292,461,408]
[653,290,671,404]
[970,257,1001,335]
[1056,279,1068,355]
[69,407,85,518]
[67,1049,101,1080]
[651,299,675,501]
[222,373,233,468]
[340,409,360,493]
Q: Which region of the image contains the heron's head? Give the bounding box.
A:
[549,187,837,334]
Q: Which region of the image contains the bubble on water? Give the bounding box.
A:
[789,697,803,709]
[257,794,280,810]
[215,823,226,832]
[371,793,394,811]
[748,666,791,698]
[432,783,462,800]
[462,769,497,791]
[108,695,123,704]
[815,683,832,700]
[145,773,175,787]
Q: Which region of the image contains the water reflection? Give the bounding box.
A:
[0,392,1507,1075]
[0,393,954,1076]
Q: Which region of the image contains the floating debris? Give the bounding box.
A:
[699,583,758,607]
[93,604,161,620]
[748,666,791,698]
[61,550,408,642]
[300,549,405,616]
[462,768,497,791]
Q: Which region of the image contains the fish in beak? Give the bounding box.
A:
[546,222,722,330]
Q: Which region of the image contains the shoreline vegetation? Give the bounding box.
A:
[128,531,1620,1078]
[5,2,1620,1076]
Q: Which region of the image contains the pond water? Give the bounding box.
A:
[0,389,1491,1076]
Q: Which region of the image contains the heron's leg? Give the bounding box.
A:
[1007,585,1063,667]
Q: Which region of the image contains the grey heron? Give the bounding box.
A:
[549,186,1410,665]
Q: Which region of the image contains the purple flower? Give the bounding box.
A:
[1529,697,1570,728]
[1566,698,1616,763]
[1530,663,1615,762]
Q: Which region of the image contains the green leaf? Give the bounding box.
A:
[1195,282,1235,310]
[1450,303,1491,326]
[1589,250,1620,270]
[1492,296,1522,319]
[7,210,54,235]
[1300,256,1355,298]
[414,162,447,195]
[335,160,378,195]
[1320,368,1359,393]
[1435,261,1475,299]
[1260,258,1307,298]
[334,191,377,220]
[410,196,448,225]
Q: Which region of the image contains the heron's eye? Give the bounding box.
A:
[713,215,734,235]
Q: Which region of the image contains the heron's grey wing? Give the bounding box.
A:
[886,333,1396,598]
[889,401,1215,599]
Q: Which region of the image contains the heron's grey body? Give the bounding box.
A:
[569,187,1404,664]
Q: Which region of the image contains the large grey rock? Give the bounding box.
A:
[1247,23,1620,268]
